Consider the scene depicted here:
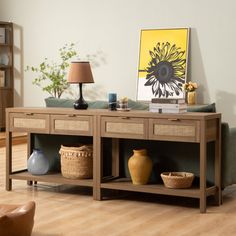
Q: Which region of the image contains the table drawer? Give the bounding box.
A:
[149,118,200,142]
[50,114,93,136]
[101,116,148,139]
[9,113,50,133]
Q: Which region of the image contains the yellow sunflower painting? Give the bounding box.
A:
[137,28,189,101]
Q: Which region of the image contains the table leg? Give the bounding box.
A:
[6,131,12,191]
[214,117,222,205]
[200,121,207,213]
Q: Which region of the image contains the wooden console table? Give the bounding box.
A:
[5,107,221,213]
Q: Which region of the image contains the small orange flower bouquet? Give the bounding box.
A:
[183,81,198,92]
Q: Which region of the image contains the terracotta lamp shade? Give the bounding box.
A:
[67,62,94,109]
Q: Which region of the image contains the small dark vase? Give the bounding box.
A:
[27,149,50,175]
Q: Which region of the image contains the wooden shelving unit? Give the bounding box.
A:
[0,21,14,130]
[5,107,221,213]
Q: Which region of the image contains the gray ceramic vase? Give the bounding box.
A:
[27,149,49,175]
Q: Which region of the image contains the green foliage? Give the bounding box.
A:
[26,43,77,98]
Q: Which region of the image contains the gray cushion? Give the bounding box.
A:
[45,97,216,113]
[187,103,216,112]
[45,97,108,109]
[88,101,108,109]
[127,99,149,110]
[45,97,149,110]
[45,97,74,107]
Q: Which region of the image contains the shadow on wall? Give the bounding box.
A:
[84,84,107,101]
[83,50,107,69]
[216,90,236,127]
[189,28,210,104]
[13,23,24,107]
[68,83,107,101]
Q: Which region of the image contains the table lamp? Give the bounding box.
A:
[67,61,94,109]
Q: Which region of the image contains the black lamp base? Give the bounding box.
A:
[74,98,88,109]
[73,83,89,110]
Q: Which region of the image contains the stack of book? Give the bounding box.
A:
[149,98,187,113]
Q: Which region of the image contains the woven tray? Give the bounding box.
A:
[161,172,194,189]
[59,145,93,179]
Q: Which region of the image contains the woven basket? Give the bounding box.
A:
[161,172,194,189]
[59,145,93,179]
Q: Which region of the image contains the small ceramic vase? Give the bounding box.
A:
[187,91,196,105]
[27,149,49,175]
[128,149,153,185]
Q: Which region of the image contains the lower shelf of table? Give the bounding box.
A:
[101,178,217,199]
[9,170,93,187]
[8,172,218,200]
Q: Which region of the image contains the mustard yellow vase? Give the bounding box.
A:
[187,91,196,105]
[128,149,153,185]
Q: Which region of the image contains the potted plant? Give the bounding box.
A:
[25,43,78,98]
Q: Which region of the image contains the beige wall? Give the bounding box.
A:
[0,0,236,126]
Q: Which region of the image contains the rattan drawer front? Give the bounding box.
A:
[9,113,50,133]
[101,116,148,139]
[51,115,93,135]
[149,118,200,142]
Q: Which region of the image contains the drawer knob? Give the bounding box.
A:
[121,117,130,120]
[25,113,33,116]
[68,114,76,117]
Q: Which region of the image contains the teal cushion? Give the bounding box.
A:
[45,97,108,109]
[87,101,108,109]
[45,97,74,107]
[45,97,149,110]
[45,98,216,113]
[128,99,149,110]
[187,103,216,112]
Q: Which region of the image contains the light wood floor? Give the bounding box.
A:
[1,144,236,236]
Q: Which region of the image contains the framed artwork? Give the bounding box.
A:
[137,28,190,101]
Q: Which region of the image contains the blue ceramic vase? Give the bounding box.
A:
[27,149,49,175]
